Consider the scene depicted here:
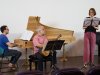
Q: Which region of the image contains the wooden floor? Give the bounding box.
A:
[1,56,100,75]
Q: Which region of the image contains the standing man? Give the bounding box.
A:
[0,25,22,69]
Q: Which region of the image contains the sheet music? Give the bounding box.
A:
[20,30,34,41]
[83,17,100,27]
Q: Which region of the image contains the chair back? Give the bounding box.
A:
[17,70,43,75]
[87,66,100,75]
[52,68,84,75]
[0,47,4,55]
[0,73,2,75]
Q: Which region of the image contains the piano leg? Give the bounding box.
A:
[60,43,68,62]
[22,48,28,66]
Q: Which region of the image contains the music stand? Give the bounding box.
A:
[44,40,65,73]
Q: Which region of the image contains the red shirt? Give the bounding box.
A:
[32,34,48,54]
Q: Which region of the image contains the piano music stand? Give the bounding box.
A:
[44,40,65,74]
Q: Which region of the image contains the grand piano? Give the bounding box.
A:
[14,16,75,48]
[14,16,75,64]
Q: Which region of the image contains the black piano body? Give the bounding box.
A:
[96,32,100,57]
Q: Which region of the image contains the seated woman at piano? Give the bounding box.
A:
[32,25,57,71]
[0,25,22,70]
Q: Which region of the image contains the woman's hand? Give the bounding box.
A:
[93,26,99,30]
[83,26,87,29]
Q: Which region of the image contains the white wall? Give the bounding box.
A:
[0,0,100,58]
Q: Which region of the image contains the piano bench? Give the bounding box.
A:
[29,55,52,71]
